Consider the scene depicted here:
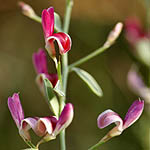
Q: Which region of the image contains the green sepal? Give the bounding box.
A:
[54,80,65,97]
[54,12,62,32]
[72,67,103,97]
[43,77,59,117]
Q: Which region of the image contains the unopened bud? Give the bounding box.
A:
[18,1,36,18]
[104,22,123,47]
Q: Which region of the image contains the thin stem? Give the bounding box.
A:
[69,44,109,70]
[60,130,66,150]
[59,0,73,150]
[88,140,105,150]
[31,15,42,23]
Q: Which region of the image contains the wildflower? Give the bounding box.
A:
[32,48,58,88]
[8,93,41,140]
[125,17,148,45]
[8,93,74,143]
[35,103,74,146]
[127,66,150,104]
[97,100,144,142]
[42,7,72,57]
[125,17,150,66]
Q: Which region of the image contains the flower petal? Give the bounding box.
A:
[46,73,58,88]
[125,17,146,45]
[42,7,54,38]
[97,109,123,131]
[8,93,24,128]
[36,117,57,136]
[123,100,144,130]
[32,49,48,74]
[53,103,74,136]
[46,32,72,55]
[20,117,38,140]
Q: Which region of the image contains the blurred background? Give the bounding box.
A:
[0,0,149,150]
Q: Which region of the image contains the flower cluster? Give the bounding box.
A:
[8,5,73,148]
[8,93,73,144]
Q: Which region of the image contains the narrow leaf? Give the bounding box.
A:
[72,67,103,97]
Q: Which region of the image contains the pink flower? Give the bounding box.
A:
[97,100,144,142]
[125,17,149,45]
[127,67,150,104]
[8,93,74,141]
[42,7,72,57]
[36,103,74,139]
[8,93,41,140]
[32,48,58,87]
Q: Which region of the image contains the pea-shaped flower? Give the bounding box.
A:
[8,93,41,141]
[33,48,58,88]
[97,100,144,143]
[42,7,72,57]
[8,93,74,146]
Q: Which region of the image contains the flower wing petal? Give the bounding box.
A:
[20,117,38,140]
[8,93,24,128]
[53,103,74,136]
[97,109,123,131]
[32,49,48,74]
[46,32,72,55]
[42,7,54,38]
[123,100,144,130]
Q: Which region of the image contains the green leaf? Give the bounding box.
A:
[54,12,62,32]
[43,77,59,117]
[72,67,103,97]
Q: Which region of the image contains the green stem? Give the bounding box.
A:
[31,15,42,23]
[69,44,109,70]
[88,140,105,150]
[59,0,73,150]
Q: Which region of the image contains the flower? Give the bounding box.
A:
[97,100,144,142]
[32,48,58,88]
[127,66,150,104]
[125,17,150,66]
[8,93,74,143]
[37,103,74,140]
[8,93,41,140]
[125,17,148,45]
[42,7,72,57]
[18,1,36,19]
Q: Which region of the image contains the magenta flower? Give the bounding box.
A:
[36,103,74,139]
[32,48,58,87]
[42,7,72,57]
[8,93,74,142]
[125,17,148,45]
[8,93,41,140]
[97,100,144,142]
